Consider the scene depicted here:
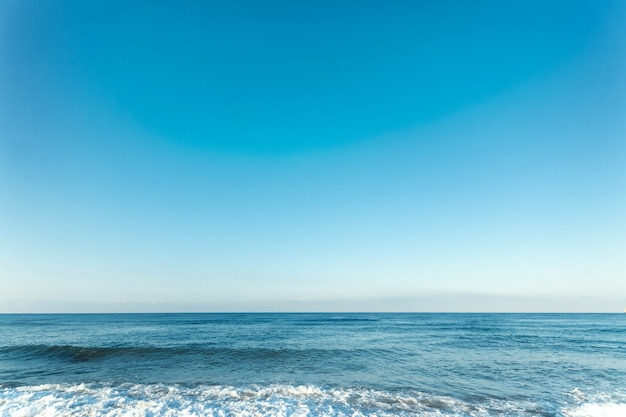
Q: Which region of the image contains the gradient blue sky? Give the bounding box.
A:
[1,1,625,312]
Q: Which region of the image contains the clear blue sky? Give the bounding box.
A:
[1,1,625,312]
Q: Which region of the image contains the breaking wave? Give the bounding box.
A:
[0,383,624,417]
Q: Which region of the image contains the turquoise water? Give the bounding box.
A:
[0,313,624,416]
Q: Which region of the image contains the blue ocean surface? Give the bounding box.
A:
[0,313,624,416]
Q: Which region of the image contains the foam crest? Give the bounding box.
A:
[1,383,624,417]
[564,403,626,417]
[562,389,626,417]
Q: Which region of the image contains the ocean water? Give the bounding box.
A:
[0,313,624,416]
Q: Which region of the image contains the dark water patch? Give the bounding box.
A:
[0,344,191,362]
[0,344,388,364]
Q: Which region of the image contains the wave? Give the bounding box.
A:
[0,344,382,362]
[0,383,623,417]
[0,344,192,361]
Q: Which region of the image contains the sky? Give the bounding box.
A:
[1,0,625,313]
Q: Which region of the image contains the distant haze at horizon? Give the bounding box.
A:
[2,293,626,314]
[1,1,625,313]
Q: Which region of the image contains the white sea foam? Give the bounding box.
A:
[562,389,626,417]
[563,403,626,417]
[0,383,623,417]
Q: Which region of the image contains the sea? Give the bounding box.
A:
[0,313,624,416]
